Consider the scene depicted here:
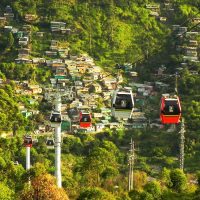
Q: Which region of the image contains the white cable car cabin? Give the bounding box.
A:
[111,88,134,120]
[50,111,62,127]
[46,138,55,149]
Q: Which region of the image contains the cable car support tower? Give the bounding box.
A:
[54,93,62,188]
[128,138,135,191]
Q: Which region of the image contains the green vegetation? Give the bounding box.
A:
[0,0,199,199]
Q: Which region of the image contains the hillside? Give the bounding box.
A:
[0,0,199,199]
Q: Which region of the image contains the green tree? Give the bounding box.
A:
[139,191,154,200]
[144,181,161,200]
[7,32,14,48]
[169,169,187,192]
[20,174,69,200]
[0,182,14,200]
[77,187,116,200]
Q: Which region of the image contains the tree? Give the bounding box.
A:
[20,174,69,200]
[7,32,14,48]
[139,191,154,200]
[144,181,161,200]
[0,182,14,200]
[133,170,147,191]
[196,171,200,186]
[77,187,116,200]
[169,169,187,192]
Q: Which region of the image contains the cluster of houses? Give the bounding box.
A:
[2,4,190,135]
[50,21,71,34]
[0,5,14,24]
[145,2,169,22]
[173,24,200,62]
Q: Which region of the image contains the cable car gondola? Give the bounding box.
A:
[50,111,62,127]
[111,88,134,120]
[80,112,92,128]
[160,94,181,124]
[46,138,55,149]
[23,135,33,147]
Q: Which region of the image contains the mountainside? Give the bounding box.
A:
[0,0,199,199]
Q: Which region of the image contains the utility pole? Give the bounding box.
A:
[179,118,185,171]
[54,93,62,188]
[128,138,134,191]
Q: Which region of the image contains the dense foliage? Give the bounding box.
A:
[0,0,199,199]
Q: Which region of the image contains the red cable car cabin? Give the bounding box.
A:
[23,135,33,147]
[160,96,181,124]
[80,112,92,128]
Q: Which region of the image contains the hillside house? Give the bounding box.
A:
[4,13,14,20]
[70,99,83,108]
[15,58,32,64]
[28,85,42,94]
[51,63,66,71]
[172,25,180,31]
[0,17,6,25]
[77,87,89,95]
[83,76,94,85]
[95,123,105,132]
[129,71,138,77]
[4,26,12,32]
[32,58,46,64]
[18,48,30,58]
[24,14,37,22]
[92,66,102,73]
[185,47,198,57]
[55,67,67,75]
[186,32,199,39]
[125,119,147,129]
[92,83,102,93]
[76,63,89,74]
[56,78,70,88]
[146,4,160,16]
[146,4,160,11]
[93,113,103,118]
[37,124,46,133]
[45,51,57,57]
[58,48,69,58]
[159,17,167,22]
[102,91,111,100]
[192,18,200,24]
[22,25,32,32]
[36,32,44,37]
[51,21,66,32]
[46,59,63,67]
[188,40,198,47]
[19,37,29,46]
[155,82,169,90]
[132,83,153,96]
[50,40,58,50]
[109,122,122,129]
[92,72,100,80]
[75,81,83,87]
[103,78,117,90]
[178,27,187,34]
[183,56,198,61]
